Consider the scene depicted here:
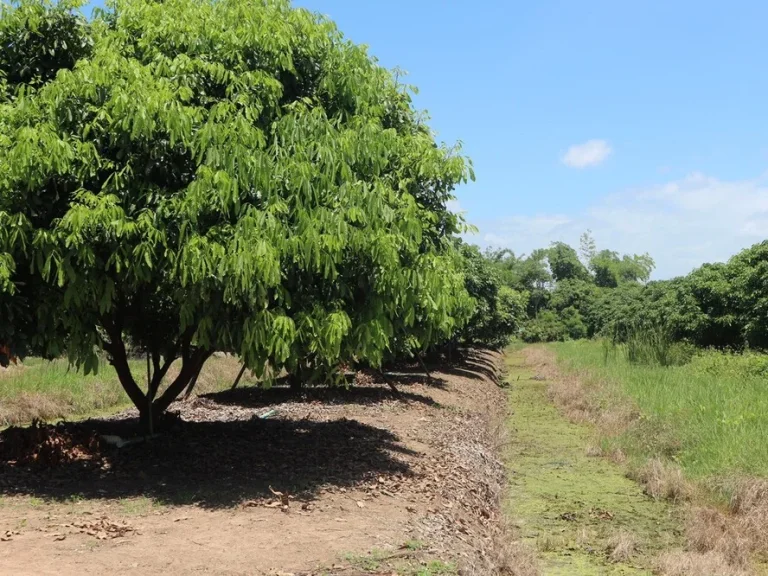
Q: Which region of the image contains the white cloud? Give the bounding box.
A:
[562,139,612,168]
[474,172,768,279]
[446,199,464,213]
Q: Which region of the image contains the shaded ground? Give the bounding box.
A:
[504,348,684,575]
[0,351,510,575]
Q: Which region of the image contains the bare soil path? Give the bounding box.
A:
[0,351,509,575]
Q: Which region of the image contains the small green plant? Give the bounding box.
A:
[404,539,427,551]
[119,496,157,516]
[343,549,386,572]
[415,560,457,575]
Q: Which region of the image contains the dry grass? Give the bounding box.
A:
[0,354,252,427]
[633,458,692,503]
[685,507,751,568]
[524,347,638,440]
[0,392,71,425]
[0,363,25,380]
[654,550,751,576]
[728,479,768,555]
[536,533,566,552]
[490,519,540,576]
[609,447,628,464]
[677,479,768,571]
[729,478,768,515]
[585,443,603,457]
[607,530,639,563]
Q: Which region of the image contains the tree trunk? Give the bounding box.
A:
[289,372,303,393]
[183,372,200,400]
[230,363,248,390]
[416,352,432,381]
[106,329,209,434]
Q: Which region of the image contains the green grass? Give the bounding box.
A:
[550,340,768,479]
[0,354,250,427]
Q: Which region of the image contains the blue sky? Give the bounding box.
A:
[88,1,768,279]
[290,0,768,279]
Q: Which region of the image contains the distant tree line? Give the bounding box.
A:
[476,230,768,350]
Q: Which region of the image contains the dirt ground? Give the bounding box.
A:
[0,351,509,575]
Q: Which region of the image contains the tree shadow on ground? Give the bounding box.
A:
[0,415,417,509]
[434,350,501,385]
[206,381,441,409]
[381,373,449,390]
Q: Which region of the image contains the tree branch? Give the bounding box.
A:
[102,319,146,411]
[154,348,211,414]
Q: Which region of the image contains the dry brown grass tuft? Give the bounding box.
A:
[607,530,639,563]
[491,521,540,576]
[546,375,594,423]
[654,550,751,576]
[633,458,691,502]
[585,443,603,457]
[682,478,768,568]
[729,479,768,554]
[0,392,71,426]
[609,447,628,464]
[0,363,25,380]
[728,478,768,511]
[686,507,751,568]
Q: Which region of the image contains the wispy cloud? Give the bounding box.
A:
[472,172,768,279]
[562,139,612,168]
[446,199,464,213]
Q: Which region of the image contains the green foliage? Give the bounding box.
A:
[547,241,589,282]
[590,250,654,288]
[522,310,565,343]
[620,323,695,367]
[593,241,768,351]
[559,306,587,340]
[0,0,472,426]
[449,243,524,349]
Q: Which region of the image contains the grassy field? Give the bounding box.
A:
[550,340,768,481]
[0,355,250,426]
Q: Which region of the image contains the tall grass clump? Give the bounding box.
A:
[609,323,696,367]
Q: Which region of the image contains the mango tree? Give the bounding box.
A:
[0,0,472,429]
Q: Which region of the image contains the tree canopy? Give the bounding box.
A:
[0,0,476,428]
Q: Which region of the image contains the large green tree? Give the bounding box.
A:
[0,0,472,428]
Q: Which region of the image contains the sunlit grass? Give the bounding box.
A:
[550,340,768,479]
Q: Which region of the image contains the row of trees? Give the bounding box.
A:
[475,232,655,343]
[0,0,523,429]
[594,241,768,350]
[475,230,768,352]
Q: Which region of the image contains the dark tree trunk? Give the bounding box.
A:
[289,372,303,392]
[230,363,248,390]
[103,320,210,434]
